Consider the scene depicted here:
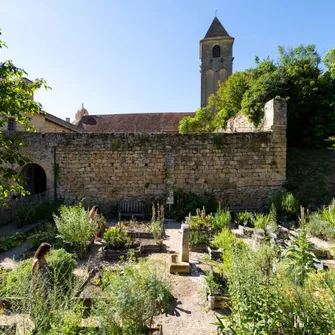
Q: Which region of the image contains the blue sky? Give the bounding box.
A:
[1,0,334,121]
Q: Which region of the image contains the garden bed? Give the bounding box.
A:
[208,291,230,310]
[102,246,140,261]
[189,245,208,252]
[128,231,154,239]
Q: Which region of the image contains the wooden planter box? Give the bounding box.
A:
[102,247,140,261]
[207,246,222,260]
[189,245,208,252]
[140,243,163,254]
[208,292,230,310]
[128,231,154,239]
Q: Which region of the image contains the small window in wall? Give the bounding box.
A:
[7,118,16,131]
[212,45,221,58]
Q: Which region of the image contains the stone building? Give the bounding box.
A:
[0,112,81,133]
[72,104,195,134]
[200,17,234,107]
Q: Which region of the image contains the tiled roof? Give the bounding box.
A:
[75,112,195,133]
[204,17,230,38]
[45,113,82,132]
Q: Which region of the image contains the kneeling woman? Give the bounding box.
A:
[32,242,51,292]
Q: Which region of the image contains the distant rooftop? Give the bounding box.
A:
[74,112,195,134]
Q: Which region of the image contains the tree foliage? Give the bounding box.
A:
[180,44,335,147]
[0,30,49,205]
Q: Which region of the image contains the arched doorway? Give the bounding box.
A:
[21,163,47,195]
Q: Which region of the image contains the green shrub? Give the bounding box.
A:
[190,231,209,246]
[234,211,250,225]
[104,226,130,249]
[148,220,163,244]
[204,271,223,295]
[166,189,217,220]
[282,228,319,285]
[213,205,231,230]
[212,229,246,273]
[268,203,278,233]
[319,201,335,226]
[251,213,270,229]
[0,249,76,298]
[96,260,172,333]
[54,203,96,258]
[46,248,77,288]
[187,207,214,230]
[307,215,335,241]
[220,244,335,334]
[15,201,62,226]
[270,192,300,216]
[307,201,335,241]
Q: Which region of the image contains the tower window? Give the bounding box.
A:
[7,118,16,131]
[212,45,221,58]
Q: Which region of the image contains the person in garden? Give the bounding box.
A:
[89,205,106,239]
[31,242,51,291]
[89,205,99,222]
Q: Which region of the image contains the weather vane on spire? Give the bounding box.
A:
[215,9,218,17]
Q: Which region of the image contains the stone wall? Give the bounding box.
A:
[225,112,256,133]
[18,97,287,210]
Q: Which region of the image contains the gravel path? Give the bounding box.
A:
[151,223,218,335]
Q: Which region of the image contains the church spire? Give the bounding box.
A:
[204,17,230,39]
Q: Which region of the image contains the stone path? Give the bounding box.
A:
[0,221,47,269]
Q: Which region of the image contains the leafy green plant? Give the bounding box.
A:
[148,220,162,244]
[96,259,172,333]
[190,231,209,246]
[234,211,250,226]
[187,207,214,230]
[54,203,96,259]
[307,216,335,240]
[0,232,25,252]
[267,203,278,233]
[270,192,300,216]
[0,33,50,206]
[212,229,246,273]
[222,243,335,334]
[306,200,335,240]
[251,212,270,229]
[104,226,130,249]
[212,204,231,230]
[166,189,217,220]
[283,228,319,285]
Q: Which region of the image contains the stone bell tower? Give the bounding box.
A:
[200,17,234,107]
